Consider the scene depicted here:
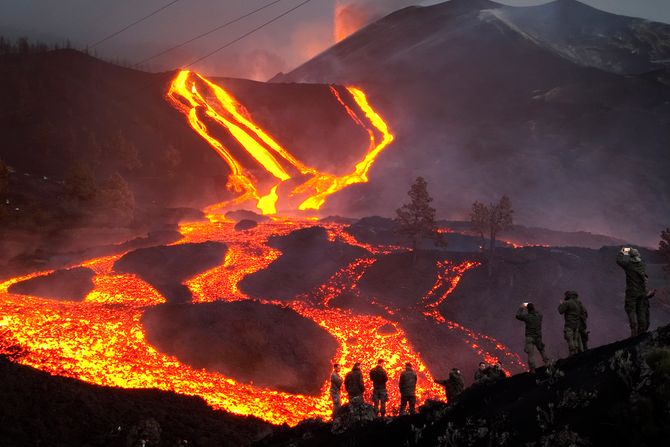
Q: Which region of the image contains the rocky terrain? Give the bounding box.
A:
[8,266,95,301]
[142,301,339,395]
[0,354,271,447]
[113,241,228,303]
[239,226,368,300]
[257,323,670,447]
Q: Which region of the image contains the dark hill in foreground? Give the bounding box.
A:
[0,354,271,447]
[257,323,670,447]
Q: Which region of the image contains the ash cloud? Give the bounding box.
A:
[334,0,419,41]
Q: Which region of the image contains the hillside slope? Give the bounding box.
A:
[257,323,670,447]
[275,0,670,246]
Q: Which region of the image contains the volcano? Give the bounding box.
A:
[274,0,670,246]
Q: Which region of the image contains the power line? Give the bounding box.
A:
[89,0,183,49]
[184,0,314,69]
[133,0,287,68]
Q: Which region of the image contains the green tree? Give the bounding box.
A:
[660,228,670,272]
[97,173,135,226]
[395,176,444,263]
[161,144,181,177]
[470,195,514,275]
[111,130,142,171]
[0,158,9,196]
[65,162,97,201]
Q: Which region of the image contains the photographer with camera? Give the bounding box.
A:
[515,302,550,372]
[616,247,655,337]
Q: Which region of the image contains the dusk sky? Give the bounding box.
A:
[2,0,669,80]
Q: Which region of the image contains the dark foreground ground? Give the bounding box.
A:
[258,323,670,447]
[0,355,271,447]
[1,323,669,446]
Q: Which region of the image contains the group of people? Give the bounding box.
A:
[330,360,418,417]
[516,247,656,372]
[329,247,657,417]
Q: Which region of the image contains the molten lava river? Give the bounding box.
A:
[0,71,523,426]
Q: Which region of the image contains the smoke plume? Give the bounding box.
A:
[334,0,420,42]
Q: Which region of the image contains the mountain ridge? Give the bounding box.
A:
[271,0,670,246]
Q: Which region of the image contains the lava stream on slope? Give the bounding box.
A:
[0,219,522,425]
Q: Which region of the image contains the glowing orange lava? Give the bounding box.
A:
[0,220,522,426]
[166,70,394,216]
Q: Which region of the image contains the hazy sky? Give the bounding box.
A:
[1,0,669,80]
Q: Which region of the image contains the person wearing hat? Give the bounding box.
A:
[616,247,655,336]
[558,290,587,355]
[435,368,464,402]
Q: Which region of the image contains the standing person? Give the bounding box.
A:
[616,247,654,336]
[369,359,389,417]
[579,299,589,350]
[474,361,489,383]
[436,368,464,402]
[399,363,417,415]
[515,302,550,372]
[344,362,365,403]
[558,291,586,355]
[330,364,343,416]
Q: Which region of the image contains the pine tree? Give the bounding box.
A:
[0,159,9,195]
[660,228,670,273]
[395,176,443,263]
[470,195,514,275]
[64,162,97,201]
[98,173,135,226]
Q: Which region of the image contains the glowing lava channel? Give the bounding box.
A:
[0,221,522,426]
[166,70,394,215]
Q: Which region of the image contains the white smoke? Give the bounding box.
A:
[334,0,426,42]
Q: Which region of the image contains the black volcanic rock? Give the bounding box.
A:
[494,0,670,74]
[358,251,442,308]
[141,301,338,395]
[257,324,670,447]
[347,245,670,380]
[275,0,670,246]
[235,219,258,231]
[239,226,368,300]
[113,242,227,303]
[7,267,95,301]
[0,358,270,447]
[225,210,270,223]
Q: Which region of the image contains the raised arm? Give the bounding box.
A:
[616,249,630,268]
[515,307,527,321]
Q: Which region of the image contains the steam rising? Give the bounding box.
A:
[334,0,420,42]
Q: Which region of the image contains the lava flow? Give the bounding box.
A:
[166,70,394,215]
[0,70,520,426]
[0,218,522,426]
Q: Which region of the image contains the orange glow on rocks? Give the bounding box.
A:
[0,220,522,426]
